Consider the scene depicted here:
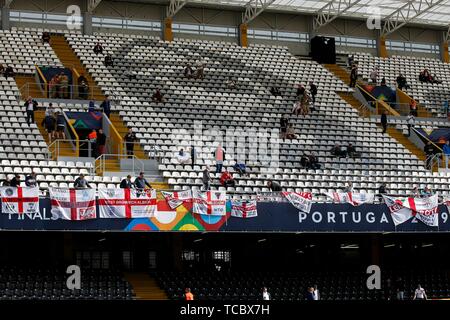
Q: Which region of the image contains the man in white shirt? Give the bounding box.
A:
[24,96,37,125]
[175,149,190,164]
[313,285,320,300]
[262,287,271,301]
[413,285,427,300]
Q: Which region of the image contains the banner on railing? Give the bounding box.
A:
[192,190,226,216]
[282,192,312,213]
[49,188,96,221]
[161,190,192,209]
[326,192,375,206]
[231,200,257,218]
[98,188,157,218]
[383,195,439,227]
[0,187,39,214]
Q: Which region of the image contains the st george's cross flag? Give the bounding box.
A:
[445,197,450,215]
[383,195,439,227]
[383,195,414,226]
[231,200,257,218]
[326,192,375,206]
[98,188,157,218]
[49,188,96,220]
[282,192,312,213]
[192,190,226,216]
[161,190,192,209]
[0,187,39,214]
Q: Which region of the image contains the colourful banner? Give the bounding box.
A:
[98,188,157,218]
[0,187,39,214]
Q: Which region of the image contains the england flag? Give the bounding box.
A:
[98,188,157,218]
[1,187,39,214]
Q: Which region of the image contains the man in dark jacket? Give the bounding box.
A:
[120,175,134,189]
[124,127,137,158]
[134,172,152,190]
[381,111,388,133]
[104,54,114,67]
[25,172,37,187]
[267,180,282,192]
[100,96,111,119]
[74,174,92,189]
[280,115,289,139]
[202,166,212,191]
[24,96,38,125]
[309,81,318,104]
[4,65,15,79]
[10,174,21,187]
[97,128,107,156]
[349,65,358,87]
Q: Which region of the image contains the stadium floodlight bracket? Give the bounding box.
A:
[313,0,363,32]
[242,0,275,24]
[381,0,445,37]
[87,0,102,14]
[3,0,13,8]
[166,0,187,19]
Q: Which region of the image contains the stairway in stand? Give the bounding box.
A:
[34,110,76,158]
[49,35,105,101]
[15,75,45,99]
[109,113,148,160]
[124,272,168,300]
[338,92,372,118]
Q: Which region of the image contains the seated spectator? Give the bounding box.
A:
[396,73,410,90]
[270,86,281,96]
[25,172,37,187]
[285,124,297,139]
[93,42,103,55]
[300,90,312,115]
[343,182,354,193]
[421,186,433,197]
[88,100,96,112]
[104,54,114,67]
[378,183,387,201]
[300,154,310,169]
[226,77,237,89]
[411,186,420,197]
[296,84,305,99]
[152,88,165,103]
[184,63,194,78]
[330,143,347,157]
[309,81,318,105]
[10,174,21,187]
[74,174,92,189]
[4,65,15,79]
[280,114,289,139]
[370,66,379,84]
[125,70,137,80]
[419,68,442,84]
[267,180,282,192]
[195,61,205,79]
[220,170,236,188]
[42,31,50,44]
[233,162,248,176]
[175,149,190,164]
[308,153,321,170]
[347,143,360,158]
[292,101,302,116]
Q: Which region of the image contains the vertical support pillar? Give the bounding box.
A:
[377,35,388,58]
[163,17,173,42]
[441,41,449,63]
[239,23,248,47]
[83,12,93,35]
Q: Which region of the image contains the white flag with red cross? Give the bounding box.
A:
[49,188,96,220]
[326,192,374,206]
[282,192,312,213]
[192,190,226,216]
[98,188,157,218]
[1,187,39,214]
[161,190,192,209]
[231,200,257,218]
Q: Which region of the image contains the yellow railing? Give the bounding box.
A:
[108,116,124,156]
[35,65,48,97]
[376,99,400,116]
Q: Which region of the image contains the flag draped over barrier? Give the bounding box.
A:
[98,188,157,218]
[192,190,226,216]
[0,187,39,214]
[231,200,257,218]
[282,192,312,213]
[383,195,439,227]
[326,192,375,206]
[161,190,192,209]
[49,188,96,220]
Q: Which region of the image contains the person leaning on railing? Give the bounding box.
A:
[443,140,450,169]
[74,174,92,189]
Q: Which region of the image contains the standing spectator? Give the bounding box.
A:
[97,128,107,156]
[409,99,418,117]
[59,72,69,99]
[24,96,38,125]
[55,111,66,140]
[45,103,55,117]
[280,114,289,139]
[347,143,359,158]
[306,287,315,301]
[25,172,37,187]
[215,144,226,174]
[74,174,92,189]
[10,174,21,187]
[88,100,96,112]
[349,64,358,87]
[267,180,281,192]
[413,285,427,300]
[296,84,305,98]
[395,277,405,300]
[381,111,388,133]
[262,287,271,301]
[202,166,212,191]
[120,175,134,189]
[42,31,50,44]
[88,129,97,158]
[195,61,205,80]
[93,42,103,54]
[313,285,320,301]
[309,81,317,105]
[407,113,415,137]
[343,181,354,193]
[443,140,450,169]
[4,65,15,79]
[48,75,59,98]
[190,145,196,166]
[348,54,354,67]
[104,54,114,67]
[184,288,194,301]
[77,74,89,99]
[424,141,435,169]
[134,172,152,190]
[370,66,379,85]
[124,128,137,158]
[184,63,194,78]
[421,186,433,198]
[42,112,56,142]
[151,88,165,103]
[378,183,387,201]
[220,170,236,188]
[396,73,410,90]
[100,96,111,119]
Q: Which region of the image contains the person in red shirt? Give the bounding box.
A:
[220,170,236,188]
[185,288,194,300]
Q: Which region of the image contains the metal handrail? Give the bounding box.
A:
[95,153,145,175]
[429,153,443,172]
[48,139,92,159]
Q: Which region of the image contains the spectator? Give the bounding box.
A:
[409,99,418,117]
[380,77,386,86]
[370,66,379,84]
[349,65,358,87]
[97,128,106,156]
[421,186,433,197]
[267,180,282,192]
[378,183,387,198]
[381,111,388,133]
[280,114,289,139]
[306,287,315,301]
[396,73,410,90]
[395,277,405,300]
[25,172,37,187]
[226,77,237,89]
[151,88,165,103]
[411,186,420,198]
[220,170,236,188]
[424,141,435,169]
[45,103,55,117]
[78,76,89,99]
[348,54,354,67]
[413,285,427,300]
[4,65,15,79]
[343,182,354,193]
[175,148,190,164]
[233,162,248,176]
[0,64,4,75]
[202,166,212,191]
[331,143,347,157]
[93,42,103,55]
[48,74,59,98]
[88,100,96,112]
[291,100,302,116]
[88,129,97,158]
[55,111,66,140]
[184,63,194,78]
[120,175,134,189]
[347,143,360,158]
[24,96,38,126]
[184,288,194,301]
[296,84,305,98]
[308,153,321,170]
[100,96,111,119]
[407,113,415,137]
[443,140,450,169]
[42,113,56,143]
[134,172,152,190]
[270,86,281,96]
[262,287,271,301]
[309,81,318,104]
[42,31,50,44]
[2,176,10,186]
[190,145,196,166]
[59,72,69,99]
[74,174,92,189]
[313,285,320,301]
[125,70,137,80]
[124,128,137,158]
[195,61,205,79]
[285,124,297,139]
[10,174,21,187]
[104,54,114,67]
[300,154,310,169]
[300,89,312,116]
[215,144,226,174]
